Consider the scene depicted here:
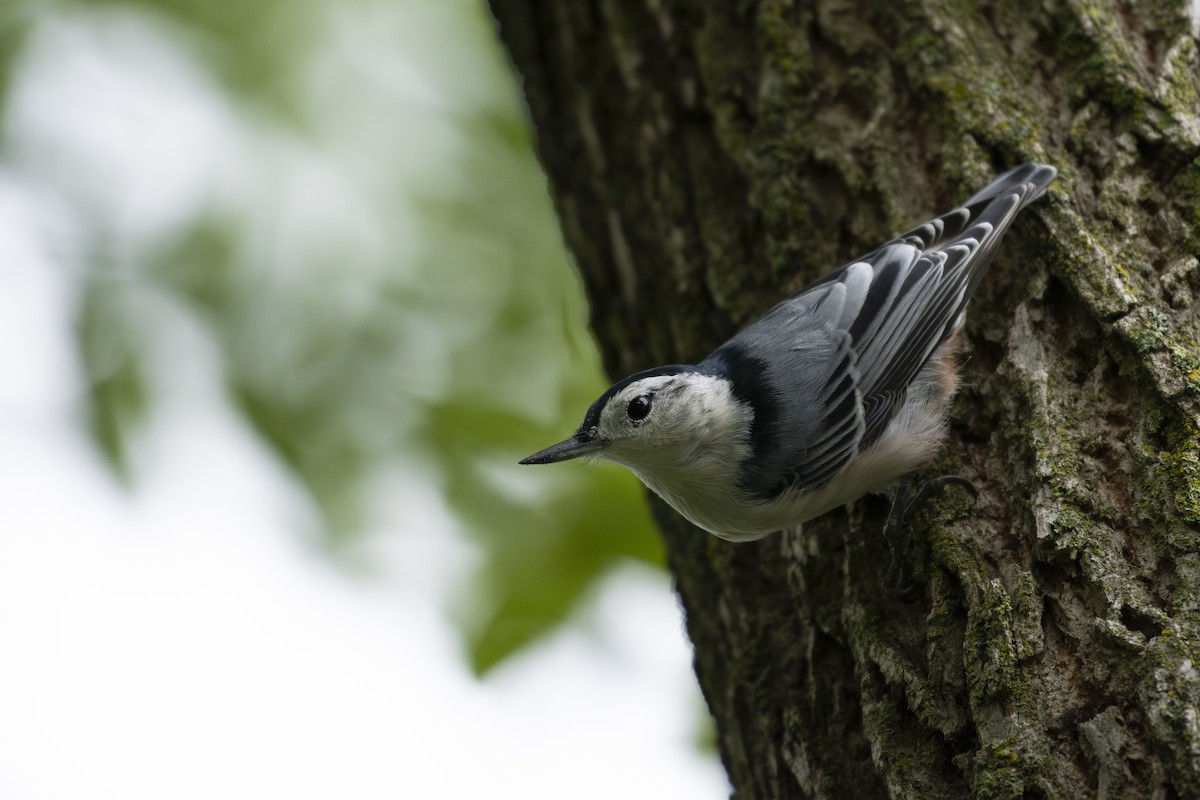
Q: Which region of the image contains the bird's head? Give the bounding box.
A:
[520,366,754,474]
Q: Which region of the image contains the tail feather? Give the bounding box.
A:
[964,163,1057,206]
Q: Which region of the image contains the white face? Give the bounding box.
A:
[520,369,755,475]
[592,374,752,470]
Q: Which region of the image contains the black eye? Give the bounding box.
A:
[626,395,652,422]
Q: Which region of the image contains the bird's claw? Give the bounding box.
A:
[882,475,977,598]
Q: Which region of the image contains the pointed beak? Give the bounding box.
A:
[519,431,607,465]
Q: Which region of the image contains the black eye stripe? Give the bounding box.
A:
[626,395,652,422]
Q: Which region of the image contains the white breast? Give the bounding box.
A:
[640,350,958,542]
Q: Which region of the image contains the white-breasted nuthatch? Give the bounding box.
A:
[522,164,1056,542]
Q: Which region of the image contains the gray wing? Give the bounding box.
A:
[706,163,1056,498]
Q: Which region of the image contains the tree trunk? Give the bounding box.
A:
[487,1,1200,797]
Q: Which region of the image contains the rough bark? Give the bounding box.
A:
[488,1,1200,797]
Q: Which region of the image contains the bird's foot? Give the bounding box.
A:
[883,476,978,598]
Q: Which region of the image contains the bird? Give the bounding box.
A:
[521,163,1056,543]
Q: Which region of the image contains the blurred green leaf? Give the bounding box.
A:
[0,2,37,139]
[78,283,149,479]
[466,465,664,675]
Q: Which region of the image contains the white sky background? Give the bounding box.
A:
[0,6,728,799]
